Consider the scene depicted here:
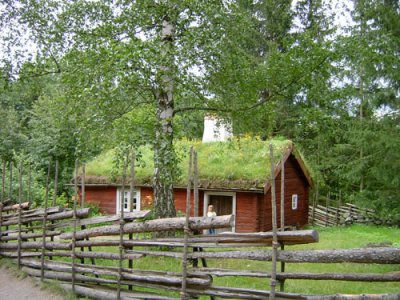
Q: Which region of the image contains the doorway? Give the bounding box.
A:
[204,191,236,232]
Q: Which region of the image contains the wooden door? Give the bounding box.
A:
[209,195,233,216]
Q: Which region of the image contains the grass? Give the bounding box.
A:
[84,137,295,188]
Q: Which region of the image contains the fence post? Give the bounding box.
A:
[71,159,79,293]
[53,160,59,207]
[117,153,128,300]
[1,160,5,202]
[0,162,6,245]
[80,161,85,208]
[181,147,193,300]
[0,199,3,244]
[17,162,23,269]
[279,154,286,292]
[194,151,199,218]
[269,143,278,300]
[128,149,136,291]
[28,165,32,204]
[325,193,329,227]
[41,161,51,279]
[338,191,342,225]
[9,162,12,203]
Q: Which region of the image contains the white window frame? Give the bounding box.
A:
[116,188,141,213]
[292,194,298,210]
[203,191,236,232]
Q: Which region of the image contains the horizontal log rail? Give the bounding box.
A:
[59,283,177,300]
[60,214,234,239]
[1,208,90,226]
[1,202,30,212]
[0,230,62,241]
[0,230,317,251]
[188,248,400,264]
[72,230,318,248]
[1,250,143,260]
[190,267,400,282]
[74,210,151,226]
[1,206,62,220]
[0,241,69,250]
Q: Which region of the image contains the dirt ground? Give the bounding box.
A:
[0,266,65,300]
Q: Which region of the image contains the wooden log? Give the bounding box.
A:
[20,258,211,287]
[1,208,90,226]
[71,230,318,248]
[307,294,400,300]
[187,285,303,300]
[0,230,62,241]
[190,268,400,282]
[57,271,309,300]
[121,231,318,249]
[0,241,70,250]
[59,283,177,300]
[202,286,400,300]
[22,265,210,288]
[1,251,143,260]
[71,230,318,249]
[125,249,183,259]
[0,206,62,220]
[59,273,275,300]
[60,214,234,240]
[204,230,319,245]
[2,202,30,212]
[75,210,151,226]
[0,251,43,258]
[188,248,400,264]
[276,272,400,282]
[50,210,147,230]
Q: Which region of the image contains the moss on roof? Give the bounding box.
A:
[84,137,294,189]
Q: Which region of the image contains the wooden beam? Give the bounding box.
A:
[60,214,234,240]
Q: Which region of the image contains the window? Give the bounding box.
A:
[116,188,141,212]
[292,194,298,210]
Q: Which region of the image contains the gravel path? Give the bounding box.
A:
[0,266,65,300]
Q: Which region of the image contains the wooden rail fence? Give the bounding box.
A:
[0,202,399,299]
[309,202,398,227]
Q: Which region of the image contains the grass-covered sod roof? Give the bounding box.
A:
[83,137,300,190]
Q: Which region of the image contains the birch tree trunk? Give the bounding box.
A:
[153,14,177,219]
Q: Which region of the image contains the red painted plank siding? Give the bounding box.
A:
[174,189,205,217]
[85,186,118,214]
[235,193,260,233]
[261,155,309,231]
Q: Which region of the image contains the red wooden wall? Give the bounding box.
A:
[260,154,310,231]
[85,186,118,214]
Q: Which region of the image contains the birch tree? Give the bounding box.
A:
[0,0,247,218]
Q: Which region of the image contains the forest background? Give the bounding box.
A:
[0,0,398,219]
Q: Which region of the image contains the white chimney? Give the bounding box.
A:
[202,115,233,142]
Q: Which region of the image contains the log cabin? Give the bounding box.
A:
[78,137,313,233]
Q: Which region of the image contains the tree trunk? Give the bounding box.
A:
[153,15,177,220]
